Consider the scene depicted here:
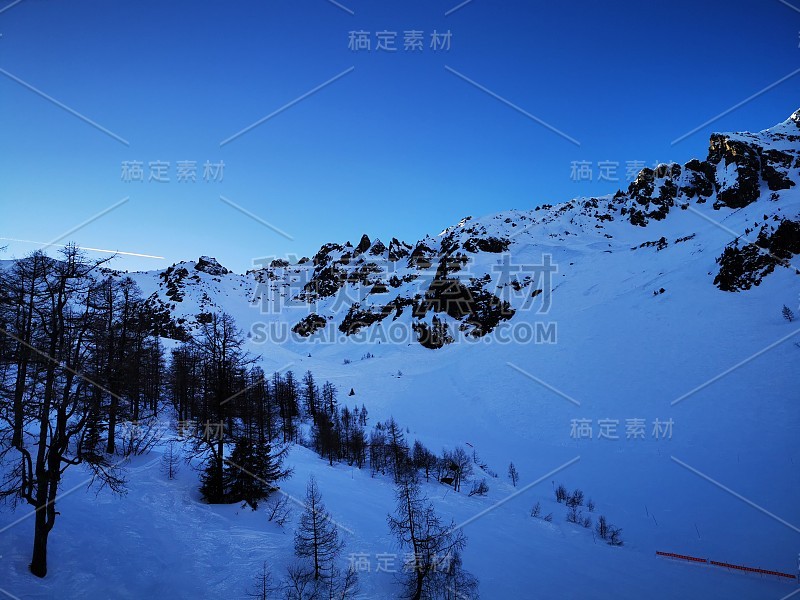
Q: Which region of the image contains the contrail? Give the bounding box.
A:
[0,237,164,259]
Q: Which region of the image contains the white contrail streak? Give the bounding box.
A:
[0,237,164,259]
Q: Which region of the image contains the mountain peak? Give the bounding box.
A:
[195,256,229,276]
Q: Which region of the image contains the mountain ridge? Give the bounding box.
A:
[110,110,800,347]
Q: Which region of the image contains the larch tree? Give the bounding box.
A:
[387,472,477,600]
[507,462,519,487]
[294,476,344,582]
[0,246,156,577]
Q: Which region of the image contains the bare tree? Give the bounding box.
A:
[246,561,277,600]
[161,439,180,480]
[294,476,344,581]
[387,473,477,600]
[283,562,320,600]
[0,251,50,448]
[467,479,489,497]
[0,246,139,577]
[265,493,293,527]
[412,440,437,482]
[443,446,472,492]
[507,462,519,487]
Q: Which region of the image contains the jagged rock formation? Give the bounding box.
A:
[104,110,800,346]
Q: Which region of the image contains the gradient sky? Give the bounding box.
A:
[1,0,799,272]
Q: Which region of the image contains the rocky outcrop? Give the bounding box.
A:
[761,149,795,191]
[195,256,229,276]
[388,238,412,261]
[714,219,800,291]
[292,313,328,337]
[708,135,762,209]
[680,159,715,200]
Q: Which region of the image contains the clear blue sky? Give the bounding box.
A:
[1,0,798,272]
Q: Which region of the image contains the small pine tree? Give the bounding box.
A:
[294,476,344,581]
[507,462,519,487]
[783,305,795,322]
[200,455,226,503]
[224,438,292,509]
[160,440,180,480]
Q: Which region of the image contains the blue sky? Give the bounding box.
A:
[1,0,798,272]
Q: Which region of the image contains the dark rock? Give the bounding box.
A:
[463,236,510,253]
[355,234,371,255]
[714,219,800,291]
[707,135,761,209]
[760,149,796,191]
[195,256,229,276]
[292,313,328,337]
[369,239,387,255]
[681,160,715,199]
[388,238,412,261]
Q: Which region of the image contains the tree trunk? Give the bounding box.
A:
[29,473,53,578]
[29,511,49,578]
[412,574,424,600]
[106,394,117,454]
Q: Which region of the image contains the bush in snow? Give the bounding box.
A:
[566,489,584,508]
[555,483,568,503]
[596,515,623,545]
[783,305,795,322]
[608,525,624,546]
[468,479,489,497]
[566,505,581,524]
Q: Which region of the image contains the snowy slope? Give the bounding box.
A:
[1,112,799,599]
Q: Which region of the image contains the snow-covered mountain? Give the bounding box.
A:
[121,110,800,350]
[3,111,799,600]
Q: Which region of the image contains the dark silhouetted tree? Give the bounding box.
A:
[294,476,344,581]
[507,462,519,487]
[387,473,477,600]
